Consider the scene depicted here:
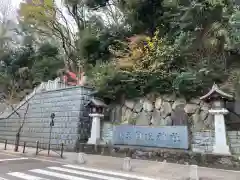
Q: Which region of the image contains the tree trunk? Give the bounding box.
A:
[14,132,20,152]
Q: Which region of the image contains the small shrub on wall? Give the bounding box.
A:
[88,64,225,101]
[87,28,230,101]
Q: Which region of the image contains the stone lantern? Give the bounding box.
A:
[200,83,234,155]
[86,98,107,145]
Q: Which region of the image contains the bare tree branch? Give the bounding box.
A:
[19,103,29,132]
[66,3,85,31]
[14,103,29,152]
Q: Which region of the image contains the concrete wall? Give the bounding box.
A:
[0,86,92,151]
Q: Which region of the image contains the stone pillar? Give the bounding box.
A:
[88,113,103,144]
[209,108,230,155]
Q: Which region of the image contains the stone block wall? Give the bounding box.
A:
[0,86,92,150]
[190,131,240,154]
[228,131,240,154]
[100,122,113,144]
[109,95,213,132]
[106,95,240,154]
[191,131,214,153]
[106,95,217,151]
[100,123,240,155]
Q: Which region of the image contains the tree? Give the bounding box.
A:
[85,0,240,100]
[0,0,18,54]
[3,0,239,101]
[19,0,75,68]
[31,43,64,85]
[19,0,55,23]
[118,0,167,36]
[14,103,29,152]
[0,43,64,101]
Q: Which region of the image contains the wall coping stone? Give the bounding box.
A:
[37,85,93,94]
[0,85,93,120]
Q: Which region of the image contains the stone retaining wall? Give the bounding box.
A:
[109,95,213,133]
[101,122,113,144]
[100,122,240,155]
[228,131,240,154]
[191,131,214,153]
[0,86,92,150]
[106,95,240,154]
[191,131,240,154]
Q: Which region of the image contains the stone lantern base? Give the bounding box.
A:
[213,145,231,155]
[209,108,231,155]
[87,113,104,145]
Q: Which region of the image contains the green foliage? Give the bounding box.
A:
[229,9,240,51]
[172,70,223,98]
[0,43,64,99]
[234,72,240,99]
[2,0,240,101]
[85,0,240,100]
[84,0,109,9]
[38,43,59,57]
[88,62,175,100]
[173,72,199,94]
[19,0,55,23]
[78,33,103,65]
[119,0,166,35]
[128,118,137,125]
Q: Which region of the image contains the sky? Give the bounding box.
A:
[13,0,24,8]
[3,0,121,33]
[0,0,21,21]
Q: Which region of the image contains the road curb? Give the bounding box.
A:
[0,149,67,162]
[0,150,25,157]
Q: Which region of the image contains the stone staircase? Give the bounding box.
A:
[0,78,69,119]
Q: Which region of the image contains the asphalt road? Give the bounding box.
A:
[0,152,156,180]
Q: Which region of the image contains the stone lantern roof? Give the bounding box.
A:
[86,98,107,108]
[200,83,234,101]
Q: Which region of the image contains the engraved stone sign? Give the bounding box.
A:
[113,125,188,149]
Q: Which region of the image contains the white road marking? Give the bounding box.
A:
[64,165,159,180]
[29,156,240,176]
[8,172,49,180]
[0,157,28,162]
[30,169,90,180]
[0,151,240,175]
[48,166,127,180]
[31,157,64,164]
